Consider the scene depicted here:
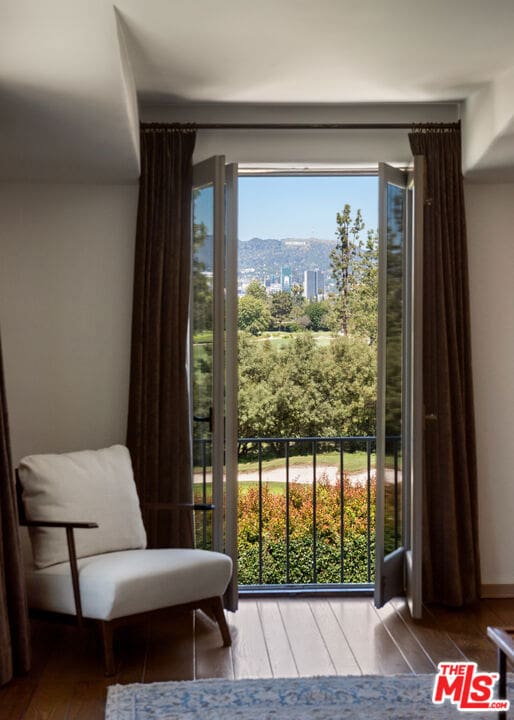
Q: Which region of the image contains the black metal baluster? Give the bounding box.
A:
[258,440,263,585]
[312,439,317,584]
[340,438,345,583]
[285,440,290,584]
[367,438,372,583]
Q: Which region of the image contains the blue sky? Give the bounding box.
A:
[238,175,378,242]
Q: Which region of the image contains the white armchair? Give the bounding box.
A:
[16,445,232,675]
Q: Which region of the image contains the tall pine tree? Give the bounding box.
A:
[330,205,378,342]
[329,204,364,335]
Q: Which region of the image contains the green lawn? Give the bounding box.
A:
[237,449,375,475]
[195,480,350,498]
[194,450,377,478]
[194,450,401,480]
[194,330,335,347]
[238,480,287,495]
[254,330,333,350]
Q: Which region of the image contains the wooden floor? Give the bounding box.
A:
[2,596,513,719]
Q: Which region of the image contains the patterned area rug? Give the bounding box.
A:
[105,674,513,719]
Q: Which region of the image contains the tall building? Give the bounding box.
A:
[281,266,292,292]
[317,271,325,297]
[304,269,324,300]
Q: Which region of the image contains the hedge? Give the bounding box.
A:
[238,473,376,585]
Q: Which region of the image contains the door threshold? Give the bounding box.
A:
[239,583,374,598]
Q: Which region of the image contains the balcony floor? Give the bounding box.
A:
[2,596,513,719]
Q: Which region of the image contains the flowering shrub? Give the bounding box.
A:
[238,473,376,585]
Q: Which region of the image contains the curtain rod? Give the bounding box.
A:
[141,121,459,131]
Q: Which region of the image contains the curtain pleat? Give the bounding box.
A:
[0,333,31,685]
[409,126,481,606]
[127,125,196,549]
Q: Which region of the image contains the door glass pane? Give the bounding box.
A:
[384,182,405,555]
[192,185,214,548]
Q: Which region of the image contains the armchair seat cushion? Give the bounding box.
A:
[25,548,233,621]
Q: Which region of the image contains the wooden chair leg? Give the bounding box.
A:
[100,621,115,676]
[210,596,232,647]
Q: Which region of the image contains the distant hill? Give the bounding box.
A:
[195,235,338,286]
[239,236,336,285]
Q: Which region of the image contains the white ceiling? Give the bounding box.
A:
[2,0,514,181]
[119,0,514,104]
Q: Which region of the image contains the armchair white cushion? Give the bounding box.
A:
[18,445,147,568]
[25,548,232,621]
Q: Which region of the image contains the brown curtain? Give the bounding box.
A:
[127,125,196,549]
[409,124,481,606]
[0,333,31,684]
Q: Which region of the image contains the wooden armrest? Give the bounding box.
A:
[22,520,99,529]
[14,468,96,628]
[22,520,97,626]
[144,502,214,512]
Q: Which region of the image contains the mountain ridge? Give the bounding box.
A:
[239,236,336,285]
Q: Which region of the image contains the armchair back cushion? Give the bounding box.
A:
[18,445,147,569]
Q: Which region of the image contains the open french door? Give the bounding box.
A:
[375,158,424,618]
[191,156,238,611]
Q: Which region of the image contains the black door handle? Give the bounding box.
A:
[193,406,213,432]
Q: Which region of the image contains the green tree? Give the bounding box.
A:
[329,204,379,343]
[238,332,376,441]
[192,220,212,333]
[238,296,271,335]
[290,284,307,322]
[330,204,364,335]
[270,291,293,328]
[304,301,329,331]
[245,280,268,302]
[321,336,377,437]
[291,284,305,306]
[348,229,379,343]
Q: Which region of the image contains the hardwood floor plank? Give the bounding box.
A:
[29,621,60,679]
[308,599,361,675]
[373,600,435,674]
[279,600,336,676]
[258,600,298,678]
[425,604,499,671]
[143,611,194,682]
[20,681,72,720]
[67,681,108,720]
[229,600,273,679]
[0,680,38,720]
[391,598,467,666]
[329,598,411,674]
[114,624,148,685]
[483,599,514,626]
[38,625,104,682]
[195,610,234,680]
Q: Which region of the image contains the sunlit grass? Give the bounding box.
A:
[237,450,375,475]
[253,330,333,349]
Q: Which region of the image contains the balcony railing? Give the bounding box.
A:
[193,435,401,591]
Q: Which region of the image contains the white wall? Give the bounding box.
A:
[465,182,514,586]
[0,183,138,464]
